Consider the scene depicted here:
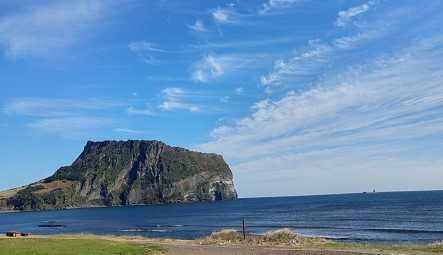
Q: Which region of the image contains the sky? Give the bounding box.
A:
[1,0,443,198]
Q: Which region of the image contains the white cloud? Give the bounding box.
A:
[159,102,200,112]
[220,96,230,103]
[192,54,224,82]
[192,53,256,83]
[127,106,154,116]
[187,20,207,32]
[4,97,121,137]
[333,32,377,49]
[260,0,299,14]
[198,36,443,196]
[128,41,168,53]
[193,70,206,82]
[259,28,383,86]
[213,8,229,23]
[235,87,245,95]
[158,87,200,112]
[115,127,144,134]
[335,2,372,27]
[4,97,119,117]
[28,116,111,135]
[259,40,333,86]
[0,1,110,58]
[128,41,168,65]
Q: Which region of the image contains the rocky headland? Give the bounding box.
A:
[0,140,237,211]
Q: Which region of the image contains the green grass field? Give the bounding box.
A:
[0,237,166,255]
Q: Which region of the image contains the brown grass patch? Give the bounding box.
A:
[430,240,443,247]
[198,228,332,246]
[33,180,77,195]
[0,187,26,199]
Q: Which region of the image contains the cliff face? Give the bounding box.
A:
[4,140,237,211]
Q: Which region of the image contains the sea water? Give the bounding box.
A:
[0,190,442,244]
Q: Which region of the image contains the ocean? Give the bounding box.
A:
[1,190,442,244]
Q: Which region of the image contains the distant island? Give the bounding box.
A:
[0,140,237,211]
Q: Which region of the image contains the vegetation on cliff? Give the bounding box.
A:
[3,140,237,211]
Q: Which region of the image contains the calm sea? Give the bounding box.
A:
[1,190,442,244]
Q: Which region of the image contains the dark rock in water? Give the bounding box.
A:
[3,140,238,211]
[38,224,66,228]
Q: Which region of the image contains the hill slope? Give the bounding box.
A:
[2,140,237,211]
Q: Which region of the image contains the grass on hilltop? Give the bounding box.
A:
[0,235,166,255]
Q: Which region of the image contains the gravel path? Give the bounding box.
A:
[155,243,389,255]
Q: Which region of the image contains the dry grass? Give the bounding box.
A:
[198,228,332,246]
[33,180,76,195]
[0,180,76,199]
[0,187,26,199]
[430,240,443,247]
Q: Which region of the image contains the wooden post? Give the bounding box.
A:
[242,218,246,240]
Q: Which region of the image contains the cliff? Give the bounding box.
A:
[3,140,237,211]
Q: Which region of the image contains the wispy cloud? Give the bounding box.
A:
[4,97,121,137]
[145,75,188,82]
[128,41,169,53]
[115,127,145,134]
[0,1,111,58]
[193,54,223,82]
[335,1,373,27]
[260,39,333,86]
[192,53,259,83]
[187,20,207,32]
[198,36,443,195]
[28,116,111,136]
[259,28,382,87]
[235,87,245,95]
[260,0,299,14]
[213,8,229,23]
[212,6,244,24]
[333,32,377,49]
[129,41,169,65]
[4,97,119,117]
[126,106,154,116]
[158,87,200,112]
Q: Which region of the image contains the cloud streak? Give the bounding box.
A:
[198,36,443,196]
[128,42,169,53]
[127,106,154,116]
[335,1,373,27]
[187,20,207,32]
[213,8,229,23]
[259,29,382,87]
[0,1,111,58]
[260,0,299,14]
[158,87,201,112]
[115,127,145,134]
[192,53,262,83]
[4,97,119,117]
[4,97,121,137]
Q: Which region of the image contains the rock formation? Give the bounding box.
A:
[3,140,237,211]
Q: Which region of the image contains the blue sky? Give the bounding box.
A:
[1,0,442,197]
